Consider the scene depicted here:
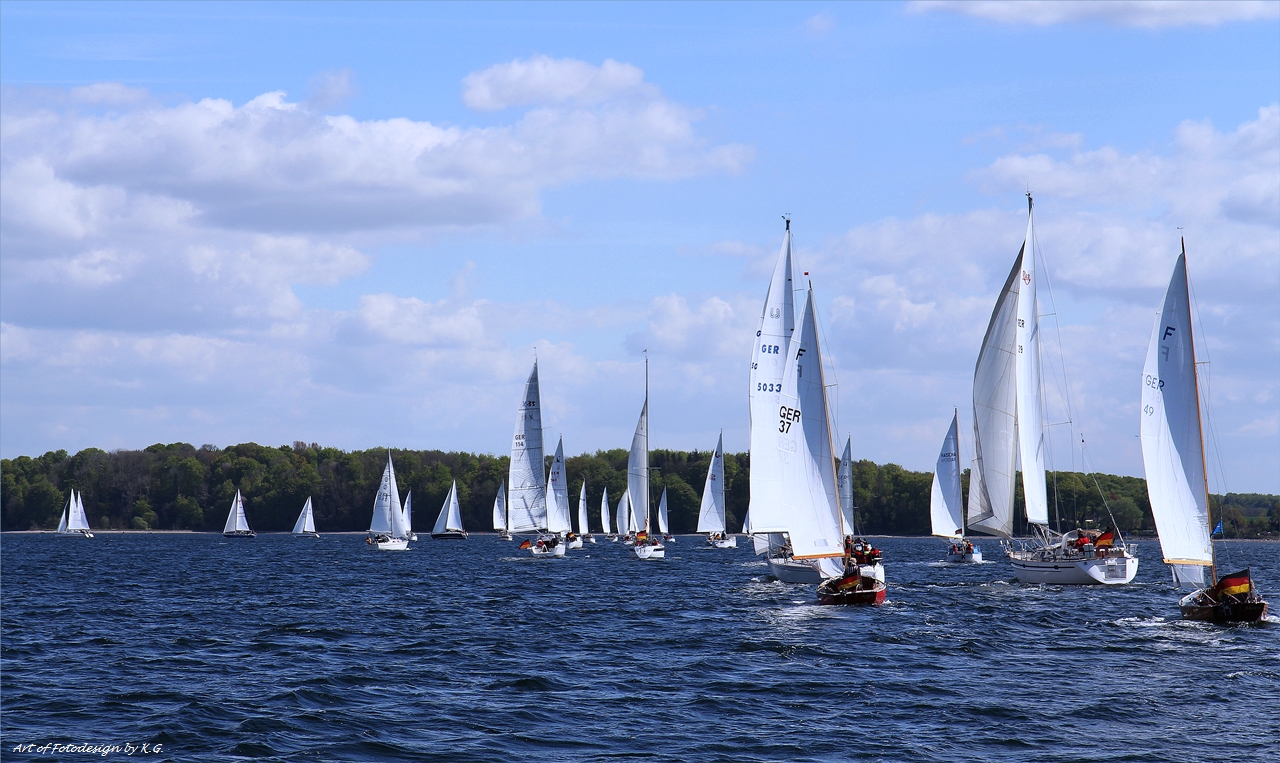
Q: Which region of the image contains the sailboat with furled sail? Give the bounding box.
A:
[1141,244,1267,622]
[494,482,512,540]
[431,481,468,539]
[969,196,1137,584]
[292,496,319,538]
[698,433,735,548]
[222,489,256,538]
[931,411,981,562]
[56,490,94,538]
[367,452,408,550]
[631,359,665,559]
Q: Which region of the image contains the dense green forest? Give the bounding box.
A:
[3,442,1277,538]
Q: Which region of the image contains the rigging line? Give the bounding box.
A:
[1080,435,1123,543]
[1185,268,1231,501]
[1030,211,1079,476]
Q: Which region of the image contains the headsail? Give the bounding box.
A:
[657,488,669,534]
[434,481,465,534]
[402,491,414,536]
[1141,250,1213,587]
[838,438,855,534]
[292,497,315,534]
[930,411,964,538]
[578,482,590,535]
[696,433,726,534]
[616,491,631,536]
[370,454,403,536]
[748,222,796,534]
[600,487,612,534]
[492,482,506,532]
[57,496,69,533]
[224,489,252,533]
[627,392,650,534]
[546,438,572,534]
[1014,201,1049,527]
[508,361,547,532]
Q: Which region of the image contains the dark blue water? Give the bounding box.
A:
[3,534,1277,762]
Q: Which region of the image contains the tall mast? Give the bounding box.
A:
[645,352,650,534]
[1185,238,1216,585]
[957,407,965,536]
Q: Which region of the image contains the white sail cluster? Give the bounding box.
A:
[223,489,253,534]
[433,481,465,535]
[370,454,406,538]
[292,497,316,535]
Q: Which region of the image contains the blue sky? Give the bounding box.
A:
[2,1,1278,492]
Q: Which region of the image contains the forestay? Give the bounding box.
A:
[508,362,547,533]
[546,438,572,534]
[696,433,726,534]
[748,224,795,534]
[1141,252,1213,587]
[930,411,964,538]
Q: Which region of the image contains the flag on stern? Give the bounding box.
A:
[1094,530,1115,548]
[519,539,532,549]
[1214,569,1252,597]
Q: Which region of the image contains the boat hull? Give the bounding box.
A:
[633,543,666,559]
[945,550,983,563]
[1010,553,1137,585]
[530,543,565,557]
[498,531,513,541]
[817,578,887,606]
[431,531,468,540]
[1179,590,1269,623]
[768,557,823,584]
[584,535,596,544]
[566,538,584,549]
[292,532,321,539]
[56,530,94,538]
[709,536,738,549]
[223,531,257,538]
[370,538,409,551]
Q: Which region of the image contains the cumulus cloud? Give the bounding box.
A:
[462,55,650,111]
[909,1,1280,28]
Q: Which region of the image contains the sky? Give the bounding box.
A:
[1,1,1277,493]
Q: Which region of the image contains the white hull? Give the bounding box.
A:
[1010,552,1138,585]
[584,535,596,544]
[633,543,666,559]
[945,550,983,563]
[768,557,823,584]
[57,530,94,538]
[710,536,737,549]
[371,538,409,551]
[292,532,321,539]
[566,538,584,550]
[499,531,513,541]
[530,543,566,557]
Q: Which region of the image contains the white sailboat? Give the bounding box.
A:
[368,452,408,550]
[971,196,1137,584]
[615,490,631,544]
[56,490,94,538]
[577,482,595,544]
[698,433,735,548]
[291,496,319,538]
[431,481,468,539]
[531,437,570,556]
[657,487,675,542]
[631,360,664,559]
[931,411,981,562]
[494,482,512,540]
[222,489,256,538]
[402,490,418,542]
[601,487,616,541]
[1142,244,1266,622]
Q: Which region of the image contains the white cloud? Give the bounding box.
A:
[462,55,649,111]
[909,1,1280,28]
[804,12,837,37]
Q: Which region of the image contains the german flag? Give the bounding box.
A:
[519,539,532,549]
[636,531,648,541]
[1215,569,1252,597]
[1094,531,1115,548]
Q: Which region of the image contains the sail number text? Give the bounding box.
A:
[757,383,781,393]
[760,343,781,354]
[778,405,801,433]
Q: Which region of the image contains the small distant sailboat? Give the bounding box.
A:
[533,438,571,556]
[291,496,319,538]
[697,433,735,548]
[630,359,664,560]
[402,490,418,542]
[601,487,617,541]
[615,490,631,544]
[931,410,981,562]
[56,490,94,538]
[494,482,513,540]
[367,452,408,551]
[577,482,595,544]
[657,488,674,543]
[1142,243,1267,623]
[222,489,256,538]
[431,481,468,539]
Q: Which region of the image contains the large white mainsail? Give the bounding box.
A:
[1014,204,1049,527]
[696,433,726,534]
[776,286,845,567]
[930,411,964,538]
[838,438,855,534]
[657,488,669,534]
[1141,250,1213,587]
[577,482,590,536]
[433,481,465,534]
[508,361,547,533]
[545,438,572,534]
[370,453,404,537]
[223,489,252,534]
[600,487,612,534]
[292,496,316,534]
[493,482,506,532]
[627,393,650,533]
[968,236,1023,537]
[748,221,796,534]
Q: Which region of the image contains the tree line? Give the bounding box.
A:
[3,442,1277,538]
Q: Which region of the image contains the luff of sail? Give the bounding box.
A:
[776,286,844,561]
[1141,251,1213,586]
[696,433,726,533]
[434,481,465,534]
[968,244,1022,537]
[930,411,964,538]
[546,438,572,534]
[1014,202,1049,527]
[493,482,506,531]
[748,222,796,534]
[627,395,650,533]
[508,361,547,533]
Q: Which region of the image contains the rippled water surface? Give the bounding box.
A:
[3,534,1277,762]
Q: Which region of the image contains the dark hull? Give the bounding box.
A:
[817,580,887,606]
[223,531,256,538]
[1180,600,1268,623]
[431,531,468,540]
